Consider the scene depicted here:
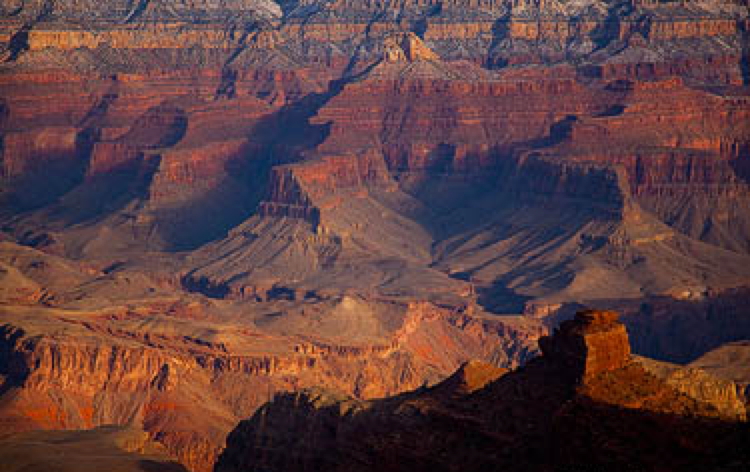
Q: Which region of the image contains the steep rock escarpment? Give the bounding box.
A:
[215,310,749,472]
[0,298,544,472]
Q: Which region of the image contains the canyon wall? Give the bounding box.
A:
[0,299,544,472]
[1,1,750,471]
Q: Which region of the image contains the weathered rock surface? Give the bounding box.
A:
[215,310,750,472]
[0,248,544,472]
[539,309,631,382]
[1,2,750,471]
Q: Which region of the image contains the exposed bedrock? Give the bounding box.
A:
[1,0,747,84]
[215,310,749,472]
[2,32,749,340]
[1,5,750,472]
[0,300,544,472]
[179,53,750,308]
[0,126,95,211]
[616,288,750,364]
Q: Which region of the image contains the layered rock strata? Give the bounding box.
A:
[1,3,750,472]
[0,283,544,472]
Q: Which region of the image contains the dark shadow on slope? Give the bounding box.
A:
[276,0,302,18]
[411,4,442,39]
[4,25,30,62]
[0,128,98,215]
[152,173,262,252]
[174,63,380,260]
[476,281,532,314]
[589,1,632,52]
[214,345,750,472]
[0,326,30,397]
[181,274,231,299]
[485,14,511,69]
[731,155,750,186]
[119,105,188,149]
[243,56,382,164]
[607,288,750,364]
[50,157,160,225]
[3,1,53,62]
[78,77,119,129]
[124,0,151,23]
[397,116,590,315]
[740,19,750,86]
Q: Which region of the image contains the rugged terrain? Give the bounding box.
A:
[215,311,750,472]
[1,0,750,470]
[0,258,543,471]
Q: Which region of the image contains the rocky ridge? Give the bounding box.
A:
[215,310,750,472]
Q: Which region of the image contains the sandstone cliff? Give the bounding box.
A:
[0,285,544,472]
[215,310,750,472]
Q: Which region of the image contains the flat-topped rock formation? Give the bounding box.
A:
[539,310,631,382]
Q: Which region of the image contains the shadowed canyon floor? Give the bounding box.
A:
[1,0,750,470]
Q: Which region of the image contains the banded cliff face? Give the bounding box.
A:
[215,310,749,472]
[0,298,544,472]
[184,43,750,308]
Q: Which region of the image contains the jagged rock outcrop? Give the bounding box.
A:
[430,359,508,396]
[539,310,631,382]
[383,33,439,63]
[639,357,747,420]
[215,310,750,472]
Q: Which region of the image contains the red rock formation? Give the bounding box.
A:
[539,310,631,382]
[1,4,750,472]
[0,298,543,472]
[1,128,83,177]
[87,142,144,177]
[430,359,508,396]
[215,310,749,472]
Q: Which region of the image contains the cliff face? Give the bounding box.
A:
[0,291,544,472]
[1,2,750,472]
[539,310,631,382]
[215,310,749,472]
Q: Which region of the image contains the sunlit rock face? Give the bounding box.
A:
[1,1,750,471]
[539,310,632,382]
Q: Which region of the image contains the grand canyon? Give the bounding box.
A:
[1,0,749,470]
